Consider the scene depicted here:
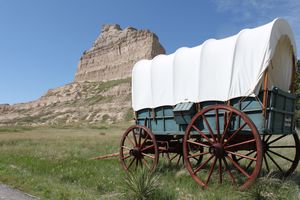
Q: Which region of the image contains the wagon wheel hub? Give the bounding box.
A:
[130,147,142,158]
[209,143,224,158]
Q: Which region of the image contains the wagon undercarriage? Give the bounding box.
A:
[120,103,300,191]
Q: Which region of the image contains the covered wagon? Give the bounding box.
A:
[119,18,299,190]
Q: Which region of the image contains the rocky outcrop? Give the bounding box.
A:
[74,24,165,82]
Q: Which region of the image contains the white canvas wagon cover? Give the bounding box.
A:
[132,18,297,111]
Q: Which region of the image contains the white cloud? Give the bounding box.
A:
[212,0,300,57]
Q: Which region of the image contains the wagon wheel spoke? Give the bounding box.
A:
[224,122,247,145]
[170,153,179,161]
[138,128,142,146]
[236,150,255,162]
[135,158,139,170]
[221,111,233,142]
[194,155,214,174]
[188,152,209,159]
[218,158,223,184]
[142,158,151,169]
[263,155,270,173]
[122,146,132,151]
[215,109,221,142]
[141,153,155,160]
[264,134,272,143]
[205,157,217,185]
[226,150,257,161]
[187,140,210,148]
[123,154,131,160]
[176,154,182,165]
[202,114,217,143]
[267,134,287,145]
[192,157,200,163]
[140,134,149,148]
[131,130,138,146]
[222,157,236,185]
[165,152,171,161]
[192,125,213,144]
[225,139,256,150]
[269,145,296,148]
[266,151,283,174]
[141,144,154,152]
[268,149,294,162]
[126,135,136,147]
[226,155,250,178]
[245,153,257,171]
[127,157,136,170]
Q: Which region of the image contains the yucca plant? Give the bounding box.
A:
[122,168,160,200]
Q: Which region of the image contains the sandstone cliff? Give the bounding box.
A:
[75,24,165,82]
[0,24,165,126]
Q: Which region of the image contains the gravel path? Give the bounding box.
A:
[0,184,37,200]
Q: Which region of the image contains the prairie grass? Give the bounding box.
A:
[0,124,299,200]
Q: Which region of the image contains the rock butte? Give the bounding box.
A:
[0,24,165,126]
[75,24,165,82]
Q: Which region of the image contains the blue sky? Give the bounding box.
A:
[0,0,299,104]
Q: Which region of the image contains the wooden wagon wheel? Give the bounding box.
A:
[183,104,263,191]
[119,125,159,172]
[259,133,300,177]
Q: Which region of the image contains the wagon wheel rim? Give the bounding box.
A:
[119,125,159,172]
[260,133,300,177]
[183,104,262,191]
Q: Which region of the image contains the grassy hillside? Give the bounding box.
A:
[0,78,132,127]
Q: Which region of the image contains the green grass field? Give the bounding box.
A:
[0,124,299,200]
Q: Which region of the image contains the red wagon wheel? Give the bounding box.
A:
[259,133,300,176]
[119,125,159,172]
[183,104,263,191]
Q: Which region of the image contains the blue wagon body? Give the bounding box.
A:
[136,87,297,136]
